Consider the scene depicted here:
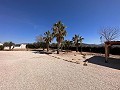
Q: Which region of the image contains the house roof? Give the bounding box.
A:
[105,41,120,45]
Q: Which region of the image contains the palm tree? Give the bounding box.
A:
[43,30,53,52]
[64,40,72,50]
[79,36,84,54]
[72,35,79,52]
[61,41,66,51]
[72,35,84,52]
[52,21,67,54]
[3,41,15,51]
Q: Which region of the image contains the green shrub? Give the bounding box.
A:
[0,46,4,50]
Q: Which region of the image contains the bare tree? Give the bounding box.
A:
[100,27,119,42]
[36,35,44,42]
[36,35,46,50]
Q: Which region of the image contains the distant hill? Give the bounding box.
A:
[82,43,120,48]
[82,43,104,47]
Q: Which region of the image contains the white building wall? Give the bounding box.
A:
[4,44,26,50]
[4,47,9,50]
[4,46,14,50]
[14,44,26,49]
[0,43,3,46]
[14,47,21,49]
[21,44,26,49]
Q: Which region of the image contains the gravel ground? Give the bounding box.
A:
[0,51,120,90]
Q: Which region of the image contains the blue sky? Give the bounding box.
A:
[0,0,120,44]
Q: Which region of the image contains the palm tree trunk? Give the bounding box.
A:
[57,42,60,54]
[47,43,49,52]
[61,44,63,52]
[42,43,45,51]
[80,44,82,54]
[76,44,78,52]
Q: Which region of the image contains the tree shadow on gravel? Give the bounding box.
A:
[84,56,120,70]
[32,50,52,54]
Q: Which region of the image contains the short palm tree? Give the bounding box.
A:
[43,30,53,52]
[52,21,67,54]
[64,40,72,50]
[72,35,84,53]
[79,36,84,54]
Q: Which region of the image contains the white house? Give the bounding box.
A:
[4,43,27,50]
[0,43,3,46]
[14,44,27,50]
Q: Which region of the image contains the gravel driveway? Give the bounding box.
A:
[0,51,120,90]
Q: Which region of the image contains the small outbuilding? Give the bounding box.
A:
[105,41,120,62]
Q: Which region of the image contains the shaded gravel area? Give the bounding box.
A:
[0,51,120,90]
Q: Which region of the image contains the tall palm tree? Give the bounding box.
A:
[72,35,84,52]
[43,30,53,52]
[52,21,67,54]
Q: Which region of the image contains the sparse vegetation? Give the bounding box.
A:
[61,40,72,51]
[82,54,86,59]
[0,45,4,50]
[26,42,45,49]
[83,62,87,66]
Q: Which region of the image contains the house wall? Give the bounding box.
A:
[0,43,3,46]
[4,46,14,50]
[4,44,26,50]
[14,44,26,49]
[4,47,9,50]
[21,44,26,49]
